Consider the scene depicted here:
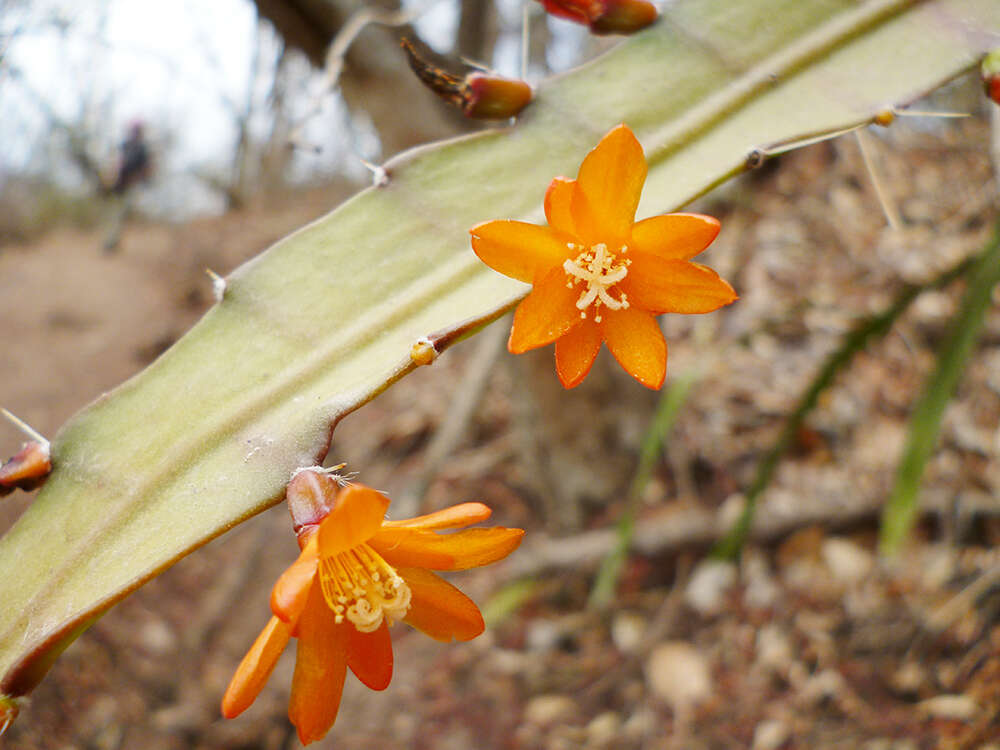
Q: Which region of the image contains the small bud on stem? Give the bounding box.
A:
[401,38,532,119]
[983,49,1000,105]
[0,441,51,496]
[538,0,657,35]
[286,467,347,540]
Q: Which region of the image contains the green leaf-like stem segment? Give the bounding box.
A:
[1,0,998,698]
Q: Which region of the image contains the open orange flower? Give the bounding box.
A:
[470,124,737,389]
[222,470,524,745]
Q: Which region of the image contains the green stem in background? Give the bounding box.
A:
[712,248,981,561]
[589,370,698,609]
[880,226,1000,557]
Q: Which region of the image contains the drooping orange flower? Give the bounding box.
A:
[222,470,524,745]
[470,124,737,390]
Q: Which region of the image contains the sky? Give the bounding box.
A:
[0,0,588,217]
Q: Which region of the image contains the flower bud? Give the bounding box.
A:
[286,469,340,536]
[539,0,657,35]
[983,50,1000,105]
[463,73,534,119]
[590,0,658,34]
[873,109,895,127]
[401,38,532,120]
[410,338,437,366]
[0,440,51,496]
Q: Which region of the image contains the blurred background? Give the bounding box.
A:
[2,1,1000,748]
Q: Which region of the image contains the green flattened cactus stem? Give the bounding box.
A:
[1,0,998,712]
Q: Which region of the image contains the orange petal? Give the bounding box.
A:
[544,177,578,237]
[347,619,393,691]
[222,616,291,719]
[575,124,646,243]
[289,585,349,745]
[271,535,318,627]
[630,213,721,260]
[382,502,492,530]
[470,220,571,284]
[370,527,525,571]
[601,307,667,389]
[622,253,738,314]
[398,566,485,642]
[317,484,389,558]
[554,318,601,388]
[508,265,584,354]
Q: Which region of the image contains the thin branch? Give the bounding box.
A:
[507,482,1000,580]
[287,5,428,151]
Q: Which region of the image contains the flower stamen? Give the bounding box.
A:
[318,543,411,632]
[563,242,630,322]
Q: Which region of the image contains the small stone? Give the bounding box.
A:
[646,641,712,710]
[917,694,978,721]
[92,723,124,750]
[718,494,746,529]
[798,669,844,705]
[138,619,177,654]
[611,612,645,653]
[685,560,737,615]
[622,708,657,740]
[752,718,790,750]
[585,711,621,746]
[863,741,918,750]
[921,546,956,590]
[743,550,780,610]
[526,620,562,652]
[756,625,793,673]
[525,694,577,727]
[821,538,873,585]
[891,661,926,696]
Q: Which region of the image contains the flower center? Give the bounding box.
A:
[318,543,412,632]
[562,242,630,322]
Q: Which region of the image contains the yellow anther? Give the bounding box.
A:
[318,543,411,632]
[562,242,630,320]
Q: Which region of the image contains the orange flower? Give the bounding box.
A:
[222,470,524,745]
[470,124,737,389]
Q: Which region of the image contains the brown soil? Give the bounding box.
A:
[2,92,1000,749]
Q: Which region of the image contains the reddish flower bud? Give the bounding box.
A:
[463,73,533,119]
[0,440,51,496]
[286,468,341,537]
[983,50,1000,105]
[539,0,657,35]
[401,38,532,120]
